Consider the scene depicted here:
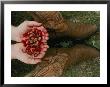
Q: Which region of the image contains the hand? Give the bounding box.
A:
[11,21,49,64]
[12,21,42,42]
[11,43,44,64]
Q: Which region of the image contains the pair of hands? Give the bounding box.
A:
[11,21,48,64]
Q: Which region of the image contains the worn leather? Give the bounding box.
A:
[25,44,99,77]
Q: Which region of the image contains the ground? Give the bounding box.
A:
[11,11,100,77]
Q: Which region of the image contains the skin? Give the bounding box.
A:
[11,21,49,64]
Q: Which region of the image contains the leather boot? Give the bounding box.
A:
[28,11,97,39]
[25,44,99,77]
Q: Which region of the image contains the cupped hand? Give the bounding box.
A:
[11,21,49,64]
[15,21,42,42]
[12,43,46,64]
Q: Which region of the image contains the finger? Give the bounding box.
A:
[42,39,47,42]
[42,48,48,52]
[34,54,44,59]
[42,44,49,48]
[16,53,32,64]
[19,56,41,64]
[42,29,47,33]
[40,52,46,56]
[37,26,45,31]
[45,37,49,40]
[26,58,41,64]
[45,33,49,37]
[26,21,42,27]
[34,58,42,64]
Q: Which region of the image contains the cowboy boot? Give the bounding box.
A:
[25,44,99,77]
[28,11,97,39]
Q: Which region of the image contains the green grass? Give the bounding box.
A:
[62,57,100,77]
[11,11,100,77]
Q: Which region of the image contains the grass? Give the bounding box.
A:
[11,11,100,77]
[62,57,100,77]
